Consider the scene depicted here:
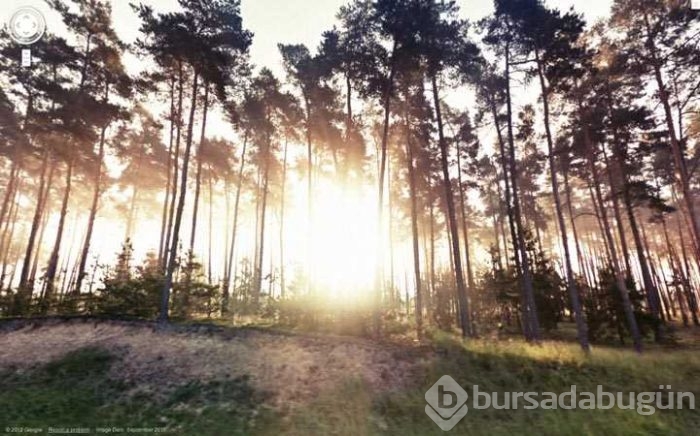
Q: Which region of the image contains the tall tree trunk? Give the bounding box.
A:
[163,62,185,270]
[190,82,210,253]
[563,162,586,279]
[432,74,470,338]
[429,199,436,299]
[456,138,475,292]
[374,43,397,334]
[505,42,539,340]
[388,160,396,301]
[0,164,20,243]
[535,55,588,352]
[75,83,111,294]
[223,132,248,314]
[207,172,213,284]
[160,70,199,323]
[255,134,272,306]
[488,185,505,271]
[621,180,664,339]
[676,210,700,325]
[0,184,21,290]
[30,172,54,289]
[488,95,520,274]
[587,139,643,352]
[601,142,633,278]
[644,13,700,264]
[43,158,74,312]
[279,139,288,298]
[159,76,177,262]
[303,92,314,298]
[18,151,51,302]
[125,186,139,242]
[404,95,423,336]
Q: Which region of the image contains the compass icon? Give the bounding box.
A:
[7,6,46,45]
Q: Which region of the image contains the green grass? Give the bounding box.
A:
[0,347,261,434]
[370,331,700,435]
[1,331,699,435]
[254,331,700,435]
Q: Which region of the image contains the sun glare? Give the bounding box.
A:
[308,181,379,302]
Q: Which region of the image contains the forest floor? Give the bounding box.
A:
[0,318,699,435]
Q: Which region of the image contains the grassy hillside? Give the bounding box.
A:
[0,320,699,435]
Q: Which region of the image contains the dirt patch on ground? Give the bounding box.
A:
[0,318,430,410]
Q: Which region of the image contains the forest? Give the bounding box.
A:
[0,0,699,433]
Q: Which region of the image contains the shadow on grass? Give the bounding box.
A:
[1,329,699,436]
[0,347,262,435]
[372,332,700,436]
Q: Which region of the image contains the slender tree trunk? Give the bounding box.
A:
[303,92,314,298]
[0,185,21,290]
[207,172,213,284]
[159,76,177,262]
[488,96,520,274]
[163,62,185,270]
[18,151,50,294]
[160,71,199,323]
[456,138,474,292]
[535,56,588,352]
[374,43,397,334]
[429,199,436,299]
[279,138,288,298]
[488,186,505,271]
[30,174,54,289]
[588,183,613,263]
[223,132,248,314]
[432,74,470,337]
[75,83,110,294]
[388,160,395,300]
[601,143,633,278]
[676,211,700,325]
[563,163,586,280]
[644,13,700,263]
[43,158,75,312]
[190,82,210,253]
[505,42,539,340]
[255,133,272,306]
[0,164,20,243]
[587,139,643,352]
[621,178,664,339]
[403,95,423,336]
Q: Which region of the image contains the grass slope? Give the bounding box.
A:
[0,321,699,435]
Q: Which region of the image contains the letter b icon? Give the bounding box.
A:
[425,375,469,431]
[439,384,458,408]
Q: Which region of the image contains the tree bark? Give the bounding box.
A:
[535,54,588,352]
[644,13,700,265]
[75,83,111,294]
[18,150,50,294]
[159,76,177,262]
[160,71,199,322]
[163,62,185,270]
[587,138,643,352]
[189,82,210,253]
[403,94,423,337]
[505,42,539,340]
[432,74,471,338]
[223,132,248,314]
[43,158,74,312]
[279,138,288,298]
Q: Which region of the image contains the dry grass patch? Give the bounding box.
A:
[0,319,428,410]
